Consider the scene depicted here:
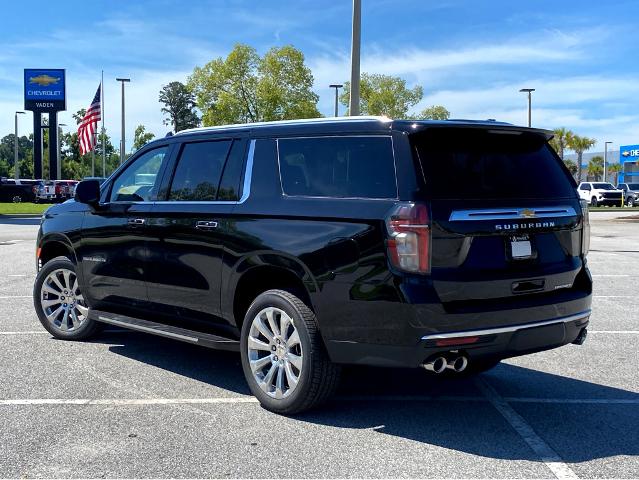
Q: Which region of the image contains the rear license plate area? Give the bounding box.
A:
[507,234,533,260]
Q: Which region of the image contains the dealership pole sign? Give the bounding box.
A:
[24,68,66,180]
[619,144,639,182]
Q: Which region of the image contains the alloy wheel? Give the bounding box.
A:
[40,268,89,332]
[247,307,303,399]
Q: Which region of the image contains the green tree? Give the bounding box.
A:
[549,127,573,161]
[563,158,578,177]
[588,156,604,181]
[189,44,320,126]
[339,73,423,118]
[608,162,621,185]
[132,125,156,151]
[567,134,596,182]
[159,82,200,132]
[417,105,450,120]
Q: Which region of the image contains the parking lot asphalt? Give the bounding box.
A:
[0,212,637,478]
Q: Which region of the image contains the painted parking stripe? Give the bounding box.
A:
[0,396,635,406]
[475,378,578,479]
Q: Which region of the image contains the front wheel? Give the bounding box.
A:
[591,196,598,207]
[628,197,635,207]
[240,289,341,414]
[33,256,99,340]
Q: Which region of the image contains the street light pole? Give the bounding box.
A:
[349,0,361,116]
[14,111,25,181]
[57,123,66,180]
[519,88,535,127]
[604,141,612,182]
[329,84,343,117]
[116,78,130,165]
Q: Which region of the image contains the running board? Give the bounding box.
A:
[90,309,240,352]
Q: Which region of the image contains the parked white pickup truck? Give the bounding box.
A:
[577,182,623,206]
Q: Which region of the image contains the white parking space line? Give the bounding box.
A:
[0,398,258,406]
[475,378,578,480]
[591,274,630,277]
[1,396,635,407]
[593,295,635,298]
[588,330,639,334]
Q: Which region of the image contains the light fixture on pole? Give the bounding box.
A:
[519,88,535,127]
[57,123,66,180]
[329,84,343,117]
[14,111,25,181]
[349,0,361,116]
[116,78,130,165]
[603,141,612,182]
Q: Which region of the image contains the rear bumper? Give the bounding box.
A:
[326,309,590,368]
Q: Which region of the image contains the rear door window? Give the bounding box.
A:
[168,140,232,201]
[277,136,397,199]
[412,128,576,199]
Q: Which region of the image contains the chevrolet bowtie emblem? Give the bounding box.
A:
[520,209,536,218]
[29,74,60,86]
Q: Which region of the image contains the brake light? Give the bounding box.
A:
[580,199,590,256]
[55,184,62,195]
[385,202,431,274]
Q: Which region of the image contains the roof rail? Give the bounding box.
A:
[175,116,392,135]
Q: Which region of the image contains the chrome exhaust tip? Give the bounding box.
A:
[422,356,448,374]
[446,355,468,373]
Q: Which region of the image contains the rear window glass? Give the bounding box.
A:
[412,128,576,199]
[278,136,397,199]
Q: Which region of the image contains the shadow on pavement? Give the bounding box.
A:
[99,329,639,464]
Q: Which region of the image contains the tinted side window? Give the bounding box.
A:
[110,147,168,202]
[169,140,232,201]
[217,140,246,201]
[278,136,397,199]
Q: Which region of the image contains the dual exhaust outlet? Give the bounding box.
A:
[422,354,468,374]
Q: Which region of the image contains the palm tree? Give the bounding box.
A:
[567,134,596,182]
[549,128,572,162]
[608,163,621,185]
[588,156,604,181]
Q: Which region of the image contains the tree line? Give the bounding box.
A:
[550,129,620,183]
[0,42,617,181]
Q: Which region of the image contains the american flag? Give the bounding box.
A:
[78,84,101,155]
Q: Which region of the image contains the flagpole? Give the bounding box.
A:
[101,70,106,177]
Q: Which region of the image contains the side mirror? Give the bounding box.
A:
[74,180,101,205]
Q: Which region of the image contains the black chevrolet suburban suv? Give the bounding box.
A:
[33,117,592,414]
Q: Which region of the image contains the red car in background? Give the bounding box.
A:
[34,180,79,203]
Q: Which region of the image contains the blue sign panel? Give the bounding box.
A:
[619,144,639,182]
[24,68,66,111]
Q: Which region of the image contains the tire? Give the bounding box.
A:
[33,256,99,340]
[12,194,23,203]
[628,197,635,208]
[591,196,598,207]
[240,289,341,415]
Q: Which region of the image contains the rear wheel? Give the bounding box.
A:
[240,289,341,414]
[33,256,99,340]
[11,194,23,203]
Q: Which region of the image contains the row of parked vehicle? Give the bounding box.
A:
[577,182,639,207]
[0,177,105,203]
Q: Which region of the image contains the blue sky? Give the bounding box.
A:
[1,0,638,153]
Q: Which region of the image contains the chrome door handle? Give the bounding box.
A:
[127,218,145,226]
[195,220,218,230]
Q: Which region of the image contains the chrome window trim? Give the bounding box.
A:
[421,310,590,341]
[449,206,577,222]
[153,139,255,205]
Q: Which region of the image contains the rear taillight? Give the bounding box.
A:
[55,184,62,195]
[580,199,590,256]
[385,202,431,274]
